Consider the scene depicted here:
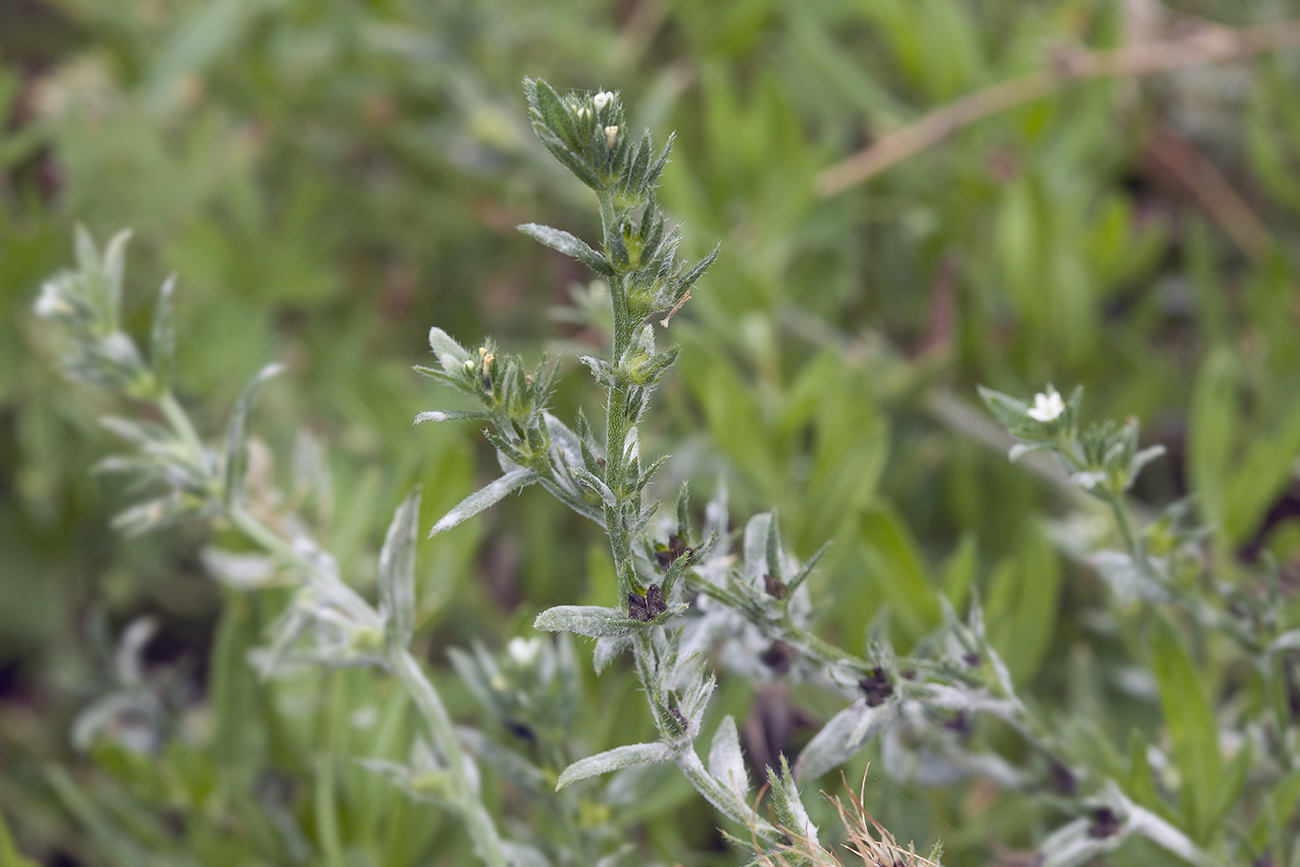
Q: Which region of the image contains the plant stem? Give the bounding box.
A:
[159,390,208,471]
[675,748,781,842]
[1106,494,1141,563]
[393,650,508,867]
[162,367,508,866]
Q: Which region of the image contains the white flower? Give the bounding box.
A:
[604,125,619,148]
[1071,470,1108,489]
[1027,389,1064,422]
[593,91,613,111]
[507,636,541,667]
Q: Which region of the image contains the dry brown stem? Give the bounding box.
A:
[816,18,1300,196]
[1144,125,1273,260]
[753,770,943,867]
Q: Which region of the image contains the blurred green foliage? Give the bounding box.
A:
[4,0,1300,864]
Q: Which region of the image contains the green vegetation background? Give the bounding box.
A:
[2,0,1299,863]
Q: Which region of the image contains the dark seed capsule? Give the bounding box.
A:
[759,640,795,674]
[943,710,972,737]
[1049,762,1077,795]
[627,591,650,622]
[655,534,691,570]
[962,652,982,667]
[858,667,893,707]
[763,573,788,600]
[506,720,536,743]
[645,583,667,618]
[1087,807,1122,839]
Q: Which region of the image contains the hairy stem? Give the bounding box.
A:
[393,650,508,867]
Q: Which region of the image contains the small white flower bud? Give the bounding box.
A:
[593,91,613,111]
[464,359,475,370]
[34,283,73,319]
[604,125,619,149]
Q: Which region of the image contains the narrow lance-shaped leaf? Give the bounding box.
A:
[533,605,645,639]
[379,487,421,651]
[517,223,614,276]
[707,715,749,799]
[414,410,492,424]
[150,274,177,395]
[223,363,284,510]
[555,742,674,789]
[428,467,538,537]
[101,229,132,329]
[428,326,470,365]
[766,756,817,841]
[786,541,830,597]
[765,509,783,581]
[1150,615,1220,839]
[794,701,891,782]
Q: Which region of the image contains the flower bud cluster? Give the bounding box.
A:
[978,383,1165,498]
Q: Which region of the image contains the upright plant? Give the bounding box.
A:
[31,79,1300,867]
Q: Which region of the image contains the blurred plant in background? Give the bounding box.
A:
[5,0,1300,864]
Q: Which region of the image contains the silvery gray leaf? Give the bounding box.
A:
[517,223,613,276]
[150,274,176,393]
[742,512,772,585]
[1036,817,1123,867]
[707,715,749,799]
[414,409,493,423]
[457,728,549,796]
[1267,629,1300,656]
[200,547,279,589]
[556,742,675,789]
[534,605,644,638]
[429,467,538,537]
[428,326,470,368]
[500,842,552,867]
[592,635,632,673]
[1089,551,1171,605]
[222,363,284,510]
[379,487,421,651]
[794,700,893,782]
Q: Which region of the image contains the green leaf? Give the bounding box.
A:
[985,524,1061,685]
[1209,740,1252,831]
[0,809,40,867]
[222,363,284,510]
[208,592,266,781]
[1187,348,1237,536]
[1224,399,1300,543]
[859,504,939,646]
[379,487,421,651]
[1150,615,1221,841]
[149,274,176,395]
[940,531,978,614]
[1125,730,1179,825]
